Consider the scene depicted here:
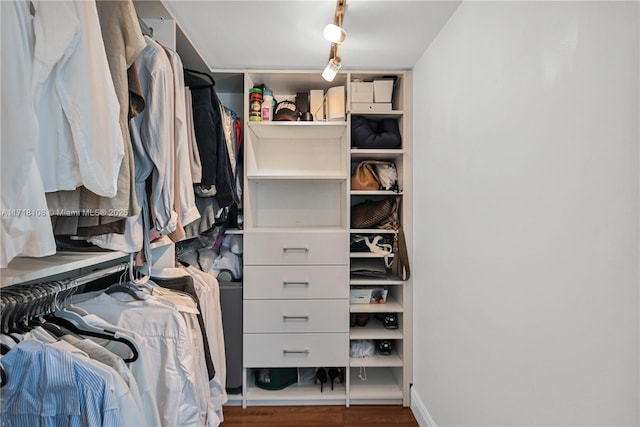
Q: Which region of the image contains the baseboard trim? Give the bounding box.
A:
[410,386,437,427]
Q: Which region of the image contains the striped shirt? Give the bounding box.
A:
[0,340,120,427]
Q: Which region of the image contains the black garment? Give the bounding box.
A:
[151,275,216,381]
[184,70,238,207]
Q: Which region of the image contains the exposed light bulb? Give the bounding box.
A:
[322,56,342,82]
[323,24,346,44]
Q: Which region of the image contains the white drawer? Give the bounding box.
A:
[244,265,348,299]
[244,231,348,265]
[244,299,349,333]
[243,333,348,367]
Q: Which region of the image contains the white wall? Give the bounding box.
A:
[412,1,639,426]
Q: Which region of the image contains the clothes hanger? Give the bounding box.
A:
[0,362,7,388]
[184,68,216,87]
[104,254,148,300]
[45,280,140,363]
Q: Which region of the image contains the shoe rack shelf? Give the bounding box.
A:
[350,323,403,340]
[240,70,412,408]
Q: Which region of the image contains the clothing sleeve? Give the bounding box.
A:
[136,38,177,235]
[169,50,200,227]
[185,88,203,183]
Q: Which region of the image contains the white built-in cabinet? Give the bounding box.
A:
[241,70,413,407]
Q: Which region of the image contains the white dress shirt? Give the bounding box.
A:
[31,0,123,196]
[73,291,205,427]
[0,0,56,268]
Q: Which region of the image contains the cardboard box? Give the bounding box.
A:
[350,288,389,304]
[351,81,374,103]
[351,102,392,113]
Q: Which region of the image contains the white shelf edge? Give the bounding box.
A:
[247,174,347,180]
[1,251,128,288]
[245,383,346,401]
[1,238,174,288]
[350,353,403,367]
[350,299,403,313]
[348,111,404,118]
[349,228,397,234]
[350,278,405,285]
[350,191,403,196]
[350,324,403,340]
[350,253,395,259]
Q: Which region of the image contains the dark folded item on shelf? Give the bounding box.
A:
[55,236,114,252]
[350,258,387,277]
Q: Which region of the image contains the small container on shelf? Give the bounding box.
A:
[249,87,263,121]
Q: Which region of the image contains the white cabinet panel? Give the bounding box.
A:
[244,265,348,299]
[244,231,348,265]
[244,333,349,367]
[244,299,349,333]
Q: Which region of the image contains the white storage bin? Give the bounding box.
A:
[374,79,394,103]
[351,81,374,103]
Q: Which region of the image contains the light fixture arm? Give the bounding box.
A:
[322,0,347,81]
[334,0,346,28]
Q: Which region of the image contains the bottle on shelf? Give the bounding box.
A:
[249,87,263,121]
[262,88,274,121]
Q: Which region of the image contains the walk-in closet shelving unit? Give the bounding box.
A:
[348,71,413,407]
[241,70,412,407]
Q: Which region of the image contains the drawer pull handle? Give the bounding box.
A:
[282,281,309,287]
[282,315,310,320]
[282,349,310,355]
[283,247,309,253]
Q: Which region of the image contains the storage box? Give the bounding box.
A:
[350,287,388,304]
[309,89,324,121]
[255,368,297,390]
[327,86,345,121]
[351,81,374,103]
[373,79,394,103]
[351,102,392,113]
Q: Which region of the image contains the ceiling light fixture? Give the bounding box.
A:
[322,44,342,82]
[323,0,346,44]
[322,0,346,82]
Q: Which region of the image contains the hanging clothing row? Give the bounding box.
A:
[0,0,241,268]
[0,263,227,426]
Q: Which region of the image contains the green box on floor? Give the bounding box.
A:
[255,368,298,390]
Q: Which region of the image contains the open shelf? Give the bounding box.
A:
[350,353,403,368]
[0,237,174,288]
[350,299,403,314]
[348,111,404,119]
[349,277,405,286]
[350,323,403,340]
[245,382,346,404]
[348,367,403,401]
[248,121,347,139]
[350,149,404,160]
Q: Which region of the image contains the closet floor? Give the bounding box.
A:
[221,405,419,426]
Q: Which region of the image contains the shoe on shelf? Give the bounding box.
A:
[327,367,344,390]
[315,367,327,392]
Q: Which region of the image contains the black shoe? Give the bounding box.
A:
[315,367,327,392]
[377,340,392,355]
[327,367,344,390]
[382,313,398,329]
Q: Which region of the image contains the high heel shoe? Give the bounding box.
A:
[327,367,344,390]
[315,367,327,392]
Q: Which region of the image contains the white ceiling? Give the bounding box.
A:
[135,0,461,72]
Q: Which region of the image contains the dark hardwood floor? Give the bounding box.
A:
[221,405,419,426]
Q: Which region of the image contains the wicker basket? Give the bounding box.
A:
[351,198,395,229]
